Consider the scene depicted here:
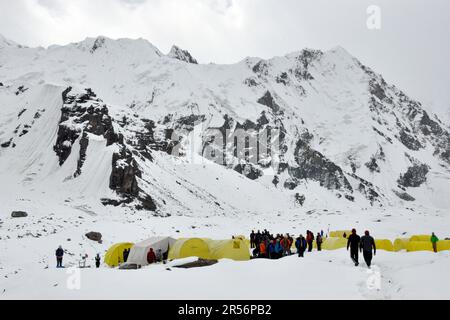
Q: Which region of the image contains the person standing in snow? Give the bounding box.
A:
[347,229,361,266]
[95,254,101,268]
[306,231,314,252]
[360,231,376,268]
[316,233,323,251]
[147,248,156,264]
[259,241,267,259]
[55,246,64,268]
[123,248,130,263]
[431,232,439,253]
[156,249,163,262]
[250,230,256,248]
[296,235,307,257]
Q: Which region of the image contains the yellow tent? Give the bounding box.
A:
[410,235,431,242]
[407,241,433,252]
[322,237,347,250]
[437,240,450,252]
[329,230,352,238]
[394,238,410,252]
[375,239,394,252]
[104,242,134,267]
[168,238,212,260]
[208,239,250,261]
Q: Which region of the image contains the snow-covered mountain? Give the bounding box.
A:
[1,34,449,217]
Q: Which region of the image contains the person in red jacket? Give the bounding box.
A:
[147,248,156,264]
[259,241,267,258]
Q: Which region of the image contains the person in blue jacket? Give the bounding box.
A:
[295,235,307,258]
[275,239,283,259]
[268,240,275,259]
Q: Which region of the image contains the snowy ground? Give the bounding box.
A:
[1,197,449,300]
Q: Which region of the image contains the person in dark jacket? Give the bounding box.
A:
[56,246,64,268]
[347,229,361,266]
[360,231,376,268]
[123,248,130,263]
[147,248,156,264]
[95,254,101,268]
[296,235,307,257]
[316,233,323,251]
[250,230,256,248]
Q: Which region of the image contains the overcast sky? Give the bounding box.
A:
[0,0,448,119]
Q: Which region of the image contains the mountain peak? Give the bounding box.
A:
[168,45,198,64]
[0,34,21,49]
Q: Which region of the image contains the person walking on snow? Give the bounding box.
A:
[56,246,64,268]
[296,235,307,257]
[316,233,323,251]
[347,229,361,266]
[431,232,439,253]
[360,231,376,268]
[95,253,101,268]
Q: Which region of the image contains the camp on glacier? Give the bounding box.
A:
[0,31,449,300]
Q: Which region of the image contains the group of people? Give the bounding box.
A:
[346,229,376,268]
[55,246,101,269]
[249,229,324,259]
[249,228,376,269]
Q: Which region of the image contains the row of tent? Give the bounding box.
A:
[104,232,450,268]
[327,231,450,252]
[105,236,250,267]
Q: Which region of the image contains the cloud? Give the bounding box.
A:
[0,0,448,115]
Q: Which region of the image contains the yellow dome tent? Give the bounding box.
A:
[437,240,450,252]
[329,230,352,238]
[407,241,433,252]
[322,237,347,250]
[104,242,134,267]
[394,238,410,252]
[208,239,250,261]
[375,239,394,251]
[410,235,431,242]
[168,238,212,260]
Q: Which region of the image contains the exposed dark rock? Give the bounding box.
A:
[399,129,423,151]
[244,78,259,87]
[369,80,387,101]
[174,259,218,269]
[289,139,352,191]
[168,45,198,64]
[0,82,3,87]
[74,132,89,177]
[90,37,106,53]
[393,190,415,201]
[398,163,429,188]
[15,86,28,96]
[345,195,355,202]
[18,109,27,118]
[272,175,279,188]
[1,138,13,148]
[85,232,102,242]
[276,72,289,85]
[284,178,298,190]
[252,60,269,76]
[54,88,120,166]
[234,163,263,180]
[257,91,281,114]
[11,211,28,218]
[295,193,306,206]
